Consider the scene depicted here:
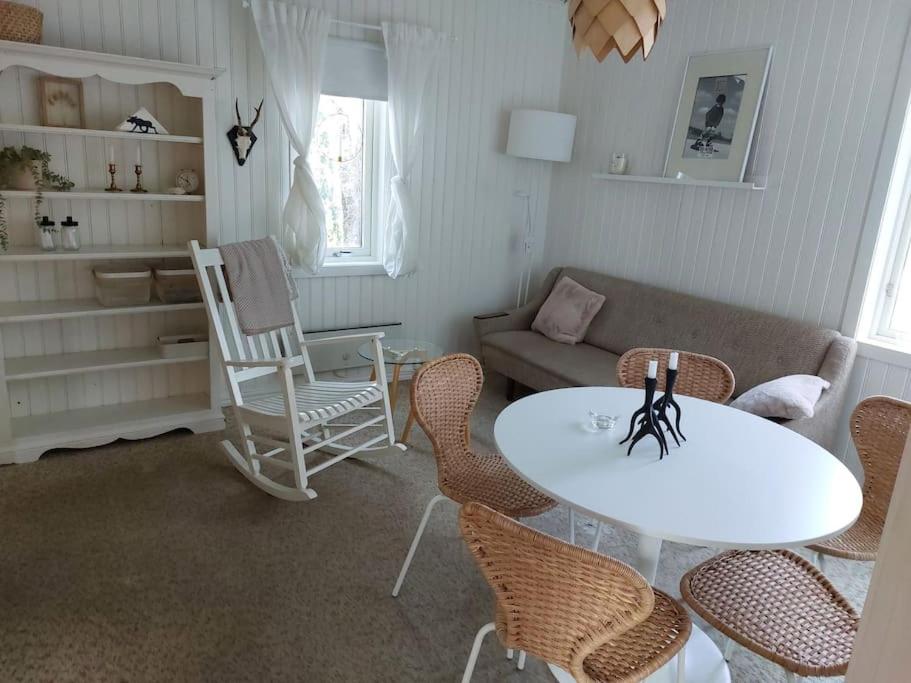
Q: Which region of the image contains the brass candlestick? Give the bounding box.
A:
[131,163,147,193]
[105,162,122,192]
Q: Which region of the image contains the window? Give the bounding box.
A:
[869,197,911,345]
[307,94,387,263]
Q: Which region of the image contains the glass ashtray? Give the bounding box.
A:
[588,411,619,431]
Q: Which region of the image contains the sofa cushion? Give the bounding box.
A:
[481,330,619,388]
[531,276,606,344]
[549,267,839,394]
[731,374,831,419]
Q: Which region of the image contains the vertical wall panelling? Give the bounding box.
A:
[545,0,911,332]
[5,0,567,387]
[543,0,911,467]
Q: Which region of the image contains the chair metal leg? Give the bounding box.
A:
[816,551,827,573]
[391,494,448,597]
[784,671,798,682]
[676,644,686,683]
[462,622,496,683]
[517,650,526,671]
[723,637,736,662]
[592,521,604,551]
[506,648,514,660]
[569,508,576,545]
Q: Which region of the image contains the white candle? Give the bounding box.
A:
[669,351,679,371]
[647,360,658,379]
[108,146,114,163]
[136,145,141,165]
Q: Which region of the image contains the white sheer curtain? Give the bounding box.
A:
[381,22,446,279]
[251,1,330,273]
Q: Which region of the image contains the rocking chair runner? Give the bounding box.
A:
[190,240,405,501]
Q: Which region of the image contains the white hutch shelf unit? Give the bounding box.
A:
[0,40,225,463]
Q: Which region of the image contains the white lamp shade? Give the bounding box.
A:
[506,109,576,163]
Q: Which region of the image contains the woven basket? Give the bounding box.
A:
[0,1,42,44]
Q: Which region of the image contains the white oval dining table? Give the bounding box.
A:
[494,387,863,683]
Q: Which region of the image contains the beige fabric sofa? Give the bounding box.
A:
[474,266,856,451]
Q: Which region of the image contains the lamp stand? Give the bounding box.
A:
[514,190,532,308]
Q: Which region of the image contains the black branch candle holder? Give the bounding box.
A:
[620,375,669,458]
[653,367,685,445]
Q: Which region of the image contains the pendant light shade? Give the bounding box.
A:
[568,0,666,63]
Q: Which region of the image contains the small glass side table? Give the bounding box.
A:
[357,338,444,443]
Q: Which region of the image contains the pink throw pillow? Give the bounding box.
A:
[531,277,606,344]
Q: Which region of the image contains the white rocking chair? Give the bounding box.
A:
[190,240,405,501]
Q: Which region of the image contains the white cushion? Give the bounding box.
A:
[730,374,831,420]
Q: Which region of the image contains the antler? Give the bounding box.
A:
[250,99,264,128]
[235,98,243,127]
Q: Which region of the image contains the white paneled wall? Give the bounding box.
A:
[545,0,911,332]
[22,0,567,356]
[544,0,911,466]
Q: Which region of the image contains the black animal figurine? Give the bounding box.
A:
[127,116,158,134]
[227,98,263,166]
[620,370,669,458]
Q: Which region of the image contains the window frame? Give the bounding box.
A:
[844,32,911,367]
[313,95,388,265]
[871,193,911,345]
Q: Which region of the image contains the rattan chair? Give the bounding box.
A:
[391,354,556,597]
[680,550,859,681]
[579,347,736,550]
[616,347,735,403]
[459,502,691,682]
[807,395,911,568]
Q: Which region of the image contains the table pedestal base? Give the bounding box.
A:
[547,623,729,683]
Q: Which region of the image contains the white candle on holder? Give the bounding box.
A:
[669,351,679,371]
[108,146,114,163]
[647,360,658,379]
[136,145,141,165]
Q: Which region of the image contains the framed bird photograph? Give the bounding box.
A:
[664,47,772,182]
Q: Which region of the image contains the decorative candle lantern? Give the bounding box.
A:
[620,358,669,458]
[653,351,685,444]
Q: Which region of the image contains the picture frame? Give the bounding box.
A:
[664,47,772,182]
[37,76,86,129]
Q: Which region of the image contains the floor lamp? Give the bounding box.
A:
[506,109,577,307]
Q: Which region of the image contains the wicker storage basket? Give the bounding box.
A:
[0,1,42,44]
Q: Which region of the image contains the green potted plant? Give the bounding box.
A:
[0,145,74,251]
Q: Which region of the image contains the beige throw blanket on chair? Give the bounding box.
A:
[219,237,298,335]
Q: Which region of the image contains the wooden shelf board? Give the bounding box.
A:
[0,298,204,323]
[10,393,213,441]
[2,190,204,202]
[0,123,202,144]
[5,347,208,380]
[591,173,765,190]
[0,245,190,261]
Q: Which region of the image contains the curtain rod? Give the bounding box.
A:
[240,2,456,40]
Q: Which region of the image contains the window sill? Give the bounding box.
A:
[856,337,911,369]
[292,260,387,279]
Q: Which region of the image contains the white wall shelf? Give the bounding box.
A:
[5,347,208,381]
[0,298,203,324]
[0,245,190,261]
[0,123,203,144]
[591,173,766,191]
[2,190,204,202]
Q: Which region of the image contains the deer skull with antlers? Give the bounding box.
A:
[227,98,263,166]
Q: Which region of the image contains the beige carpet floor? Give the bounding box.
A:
[0,377,871,682]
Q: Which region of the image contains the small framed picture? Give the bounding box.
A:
[38,77,86,128]
[664,47,772,182]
